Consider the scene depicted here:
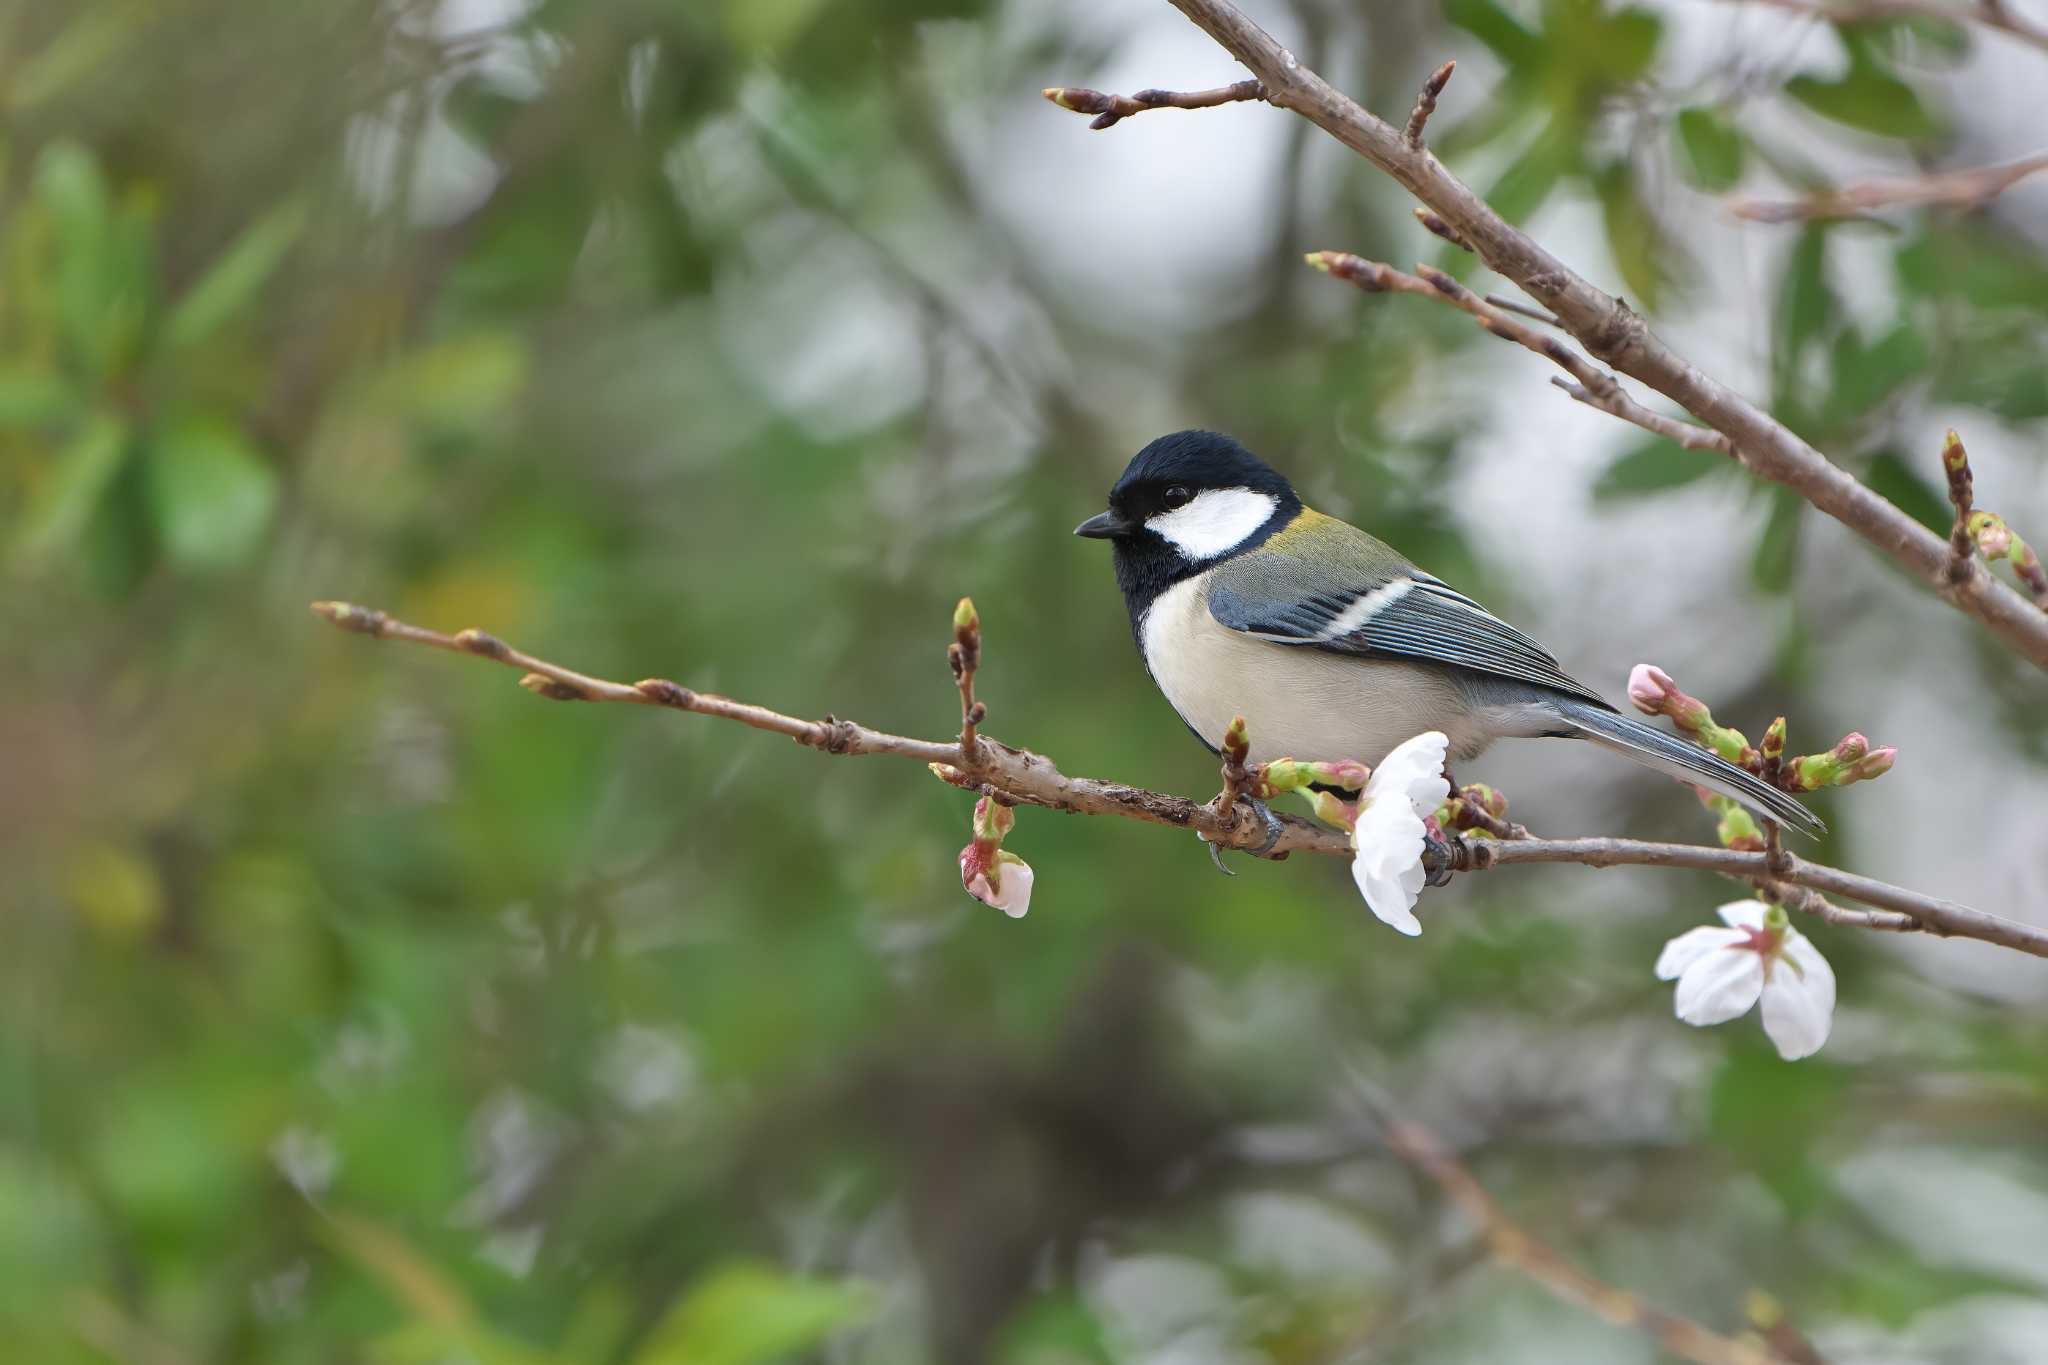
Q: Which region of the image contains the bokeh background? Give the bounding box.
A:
[5,0,2048,1360]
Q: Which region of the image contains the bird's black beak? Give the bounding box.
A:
[1073,511,1128,540]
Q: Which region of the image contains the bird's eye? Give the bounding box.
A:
[1162,485,1192,510]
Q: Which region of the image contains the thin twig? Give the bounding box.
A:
[1345,1081,1794,1365]
[311,602,2048,959]
[1404,60,1456,147]
[1413,207,1472,251]
[949,599,985,759]
[1941,430,2048,609]
[1308,252,1736,456]
[1484,293,1565,328]
[1723,0,2048,56]
[1731,151,2048,222]
[1096,0,2048,668]
[1041,79,1266,130]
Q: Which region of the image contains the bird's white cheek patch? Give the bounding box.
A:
[1146,488,1278,560]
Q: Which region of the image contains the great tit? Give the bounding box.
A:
[1074,429,1823,839]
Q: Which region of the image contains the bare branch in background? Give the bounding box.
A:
[1732,150,2048,222]
[1307,252,1735,456]
[1726,0,2048,55]
[1348,1081,1799,1365]
[310,601,2048,958]
[1040,78,1266,130]
[1046,0,2048,669]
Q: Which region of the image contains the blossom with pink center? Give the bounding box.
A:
[1654,900,1835,1059]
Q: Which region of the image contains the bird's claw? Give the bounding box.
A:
[1423,832,1459,888]
[1202,796,1287,875]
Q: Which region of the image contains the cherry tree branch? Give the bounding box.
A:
[1347,1080,1801,1365]
[1308,252,1735,456]
[1725,0,2048,56]
[1731,150,2048,222]
[1040,78,1265,130]
[310,601,2048,959]
[1049,0,2048,670]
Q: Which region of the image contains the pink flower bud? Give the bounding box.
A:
[1831,733,1868,763]
[1627,663,1677,715]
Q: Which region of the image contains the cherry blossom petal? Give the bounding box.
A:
[1715,899,1771,931]
[1673,946,1765,1025]
[1364,731,1451,813]
[1759,966,1832,1059]
[1655,925,1747,981]
[987,858,1033,918]
[1759,930,1835,1058]
[1350,797,1427,936]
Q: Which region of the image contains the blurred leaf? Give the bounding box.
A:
[35,141,117,371]
[144,417,278,570]
[1786,60,1936,139]
[1581,6,1663,84]
[1592,438,1720,501]
[1752,489,1804,592]
[1596,162,1681,309]
[1773,225,1835,408]
[632,1262,874,1365]
[1674,107,1745,191]
[1896,223,2048,312]
[1443,0,1543,68]
[62,840,165,944]
[11,409,129,565]
[1825,322,1927,420]
[6,3,147,110]
[0,369,82,429]
[1864,448,1950,535]
[1484,121,1568,224]
[372,332,529,431]
[162,197,309,351]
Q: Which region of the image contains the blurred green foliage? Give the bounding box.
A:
[4,0,2048,1362]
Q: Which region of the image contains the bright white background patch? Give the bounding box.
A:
[1146,488,1277,560]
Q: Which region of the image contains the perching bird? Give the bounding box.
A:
[1074,430,1823,844]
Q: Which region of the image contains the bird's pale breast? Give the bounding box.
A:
[1138,576,1497,766]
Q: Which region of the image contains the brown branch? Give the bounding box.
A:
[1725,0,2048,56]
[1309,252,1736,456]
[311,601,2048,959]
[1731,151,2048,222]
[1352,1086,1794,1365]
[1404,60,1456,147]
[1086,1,2048,669]
[1450,837,2048,956]
[1041,78,1265,130]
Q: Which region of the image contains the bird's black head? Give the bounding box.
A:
[1074,430,1301,619]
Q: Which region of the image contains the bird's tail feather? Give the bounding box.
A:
[1551,699,1826,839]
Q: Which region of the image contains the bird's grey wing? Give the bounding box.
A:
[1206,549,1610,709]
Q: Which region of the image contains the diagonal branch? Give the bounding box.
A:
[310,601,2048,959]
[1731,150,2048,222]
[1347,1080,1798,1365]
[1725,0,2048,56]
[1052,0,2048,670]
[1308,252,1736,456]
